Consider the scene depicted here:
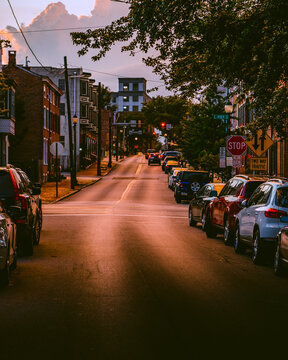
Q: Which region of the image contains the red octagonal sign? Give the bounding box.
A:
[226,135,247,156]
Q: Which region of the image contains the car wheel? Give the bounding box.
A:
[234,224,245,254]
[38,208,43,231]
[252,228,263,265]
[23,230,34,256]
[189,207,196,226]
[0,249,9,287]
[223,219,233,246]
[201,211,206,231]
[175,195,181,204]
[33,215,41,246]
[274,239,286,276]
[205,212,217,238]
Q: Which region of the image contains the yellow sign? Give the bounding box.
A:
[250,157,268,171]
[245,130,274,157]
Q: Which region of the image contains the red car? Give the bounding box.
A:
[204,175,266,244]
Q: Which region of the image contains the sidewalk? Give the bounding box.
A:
[41,157,123,204]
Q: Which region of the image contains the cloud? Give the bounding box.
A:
[0,1,170,95]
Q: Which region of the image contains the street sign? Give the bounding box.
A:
[232,155,242,169]
[226,135,247,156]
[50,142,64,156]
[226,157,233,166]
[213,114,230,120]
[245,130,274,157]
[219,158,226,168]
[219,147,226,168]
[250,157,268,171]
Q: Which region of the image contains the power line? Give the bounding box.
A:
[0,26,105,35]
[6,0,53,74]
[68,63,165,84]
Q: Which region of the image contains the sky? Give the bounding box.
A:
[0,0,170,95]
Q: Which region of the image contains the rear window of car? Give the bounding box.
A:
[0,170,14,197]
[182,172,209,182]
[276,188,288,208]
[244,181,264,198]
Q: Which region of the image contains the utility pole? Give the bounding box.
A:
[64,56,74,189]
[97,82,102,176]
[108,111,112,168]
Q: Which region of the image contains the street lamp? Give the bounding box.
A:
[72,114,78,186]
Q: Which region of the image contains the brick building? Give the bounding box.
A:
[3,51,62,182]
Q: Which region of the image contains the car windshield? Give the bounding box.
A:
[276,188,288,208]
[244,181,264,198]
[182,172,209,182]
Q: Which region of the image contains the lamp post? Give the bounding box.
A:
[72,114,78,186]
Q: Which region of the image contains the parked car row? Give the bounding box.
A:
[0,164,42,287]
[187,173,288,276]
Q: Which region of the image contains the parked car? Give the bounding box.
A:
[168,168,186,190]
[0,165,42,256]
[234,178,288,264]
[189,183,225,229]
[161,151,181,161]
[274,223,288,276]
[164,160,179,174]
[145,149,156,159]
[0,200,18,286]
[205,175,266,245]
[174,170,211,203]
[162,156,179,171]
[148,153,161,165]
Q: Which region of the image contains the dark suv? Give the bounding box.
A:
[0,165,42,256]
[174,170,211,203]
[205,175,266,244]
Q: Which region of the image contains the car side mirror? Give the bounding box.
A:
[209,190,218,197]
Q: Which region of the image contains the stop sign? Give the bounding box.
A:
[226,135,247,156]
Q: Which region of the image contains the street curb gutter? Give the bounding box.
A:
[51,178,102,203]
[51,163,118,203]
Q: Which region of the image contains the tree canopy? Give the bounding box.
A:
[72,0,288,136]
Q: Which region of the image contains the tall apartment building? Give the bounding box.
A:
[111,78,151,113]
[30,66,98,171]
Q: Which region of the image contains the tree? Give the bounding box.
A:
[71,0,288,136]
[180,91,227,170]
[141,95,189,141]
[0,39,12,111]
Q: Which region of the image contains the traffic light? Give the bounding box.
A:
[160,122,166,129]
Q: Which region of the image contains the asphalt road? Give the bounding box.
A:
[1,155,288,359]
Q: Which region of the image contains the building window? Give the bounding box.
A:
[123,105,129,112]
[60,103,65,116]
[123,83,129,91]
[43,139,48,165]
[132,106,139,112]
[80,103,88,118]
[133,83,139,91]
[58,79,65,91]
[80,81,88,96]
[44,107,47,129]
[60,136,65,146]
[132,95,138,102]
[123,96,129,102]
[43,85,46,98]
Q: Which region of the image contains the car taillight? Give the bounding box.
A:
[19,195,28,210]
[10,171,20,201]
[264,208,287,218]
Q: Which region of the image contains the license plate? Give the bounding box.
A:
[181,192,187,195]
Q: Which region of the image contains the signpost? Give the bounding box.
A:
[245,130,274,157]
[226,135,247,156]
[50,142,64,198]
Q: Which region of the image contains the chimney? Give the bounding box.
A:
[8,50,16,66]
